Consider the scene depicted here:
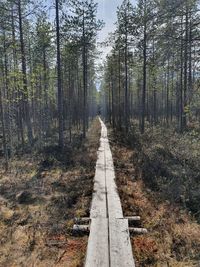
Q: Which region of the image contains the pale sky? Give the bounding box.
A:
[97,0,124,42]
[97,0,124,61]
[97,0,136,62]
[46,0,137,62]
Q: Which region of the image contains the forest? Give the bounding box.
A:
[0,0,200,266]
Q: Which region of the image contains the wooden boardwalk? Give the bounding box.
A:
[85,118,135,267]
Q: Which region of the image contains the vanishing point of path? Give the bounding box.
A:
[85,117,135,267]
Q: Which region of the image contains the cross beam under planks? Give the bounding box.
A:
[85,118,135,267]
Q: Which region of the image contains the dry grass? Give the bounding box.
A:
[110,130,200,267]
[0,118,101,267]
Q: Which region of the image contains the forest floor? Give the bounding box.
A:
[0,118,101,267]
[109,122,200,267]
[1,118,200,267]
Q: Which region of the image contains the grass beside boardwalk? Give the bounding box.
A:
[110,123,200,267]
[0,118,101,267]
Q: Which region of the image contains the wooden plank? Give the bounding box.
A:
[105,135,123,219]
[101,117,135,266]
[85,119,109,266]
[85,218,109,267]
[90,183,107,219]
[90,135,107,219]
[109,219,135,267]
[106,167,123,219]
[85,118,135,267]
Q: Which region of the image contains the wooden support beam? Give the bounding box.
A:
[125,216,141,221]
[126,216,141,227]
[72,224,90,235]
[74,217,90,225]
[129,227,148,235]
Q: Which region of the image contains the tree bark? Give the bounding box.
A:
[55,0,64,148]
[18,0,33,144]
[82,11,88,138]
[183,5,189,129]
[124,12,129,132]
[140,1,147,134]
[0,87,8,171]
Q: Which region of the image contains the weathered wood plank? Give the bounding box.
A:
[101,117,135,266]
[85,118,135,267]
[85,218,109,267]
[104,129,123,219]
[106,168,123,219]
[90,139,107,219]
[109,218,135,267]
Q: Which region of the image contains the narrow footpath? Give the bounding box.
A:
[85,117,135,267]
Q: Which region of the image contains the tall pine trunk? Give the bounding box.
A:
[140,1,147,134]
[82,11,88,138]
[18,0,33,145]
[55,0,64,148]
[183,5,189,129]
[124,15,129,132]
[0,87,8,171]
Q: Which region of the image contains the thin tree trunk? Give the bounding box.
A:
[0,87,8,171]
[18,0,33,144]
[82,11,87,138]
[179,17,184,132]
[55,0,64,148]
[118,50,121,128]
[141,1,147,134]
[183,4,189,129]
[124,13,129,132]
